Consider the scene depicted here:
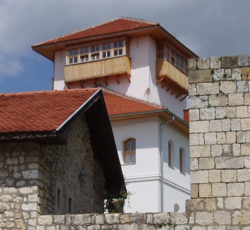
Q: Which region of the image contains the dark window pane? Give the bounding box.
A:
[107,51,110,57]
[131,139,136,150]
[114,50,118,56]
[119,49,122,55]
[119,41,123,47]
[125,141,130,151]
[103,52,106,58]
[114,42,118,48]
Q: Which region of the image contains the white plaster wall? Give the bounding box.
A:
[111,116,160,213]
[162,121,190,212]
[54,50,66,90]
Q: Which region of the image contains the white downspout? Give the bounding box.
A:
[160,116,175,212]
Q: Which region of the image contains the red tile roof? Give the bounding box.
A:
[33,17,158,47]
[0,88,163,134]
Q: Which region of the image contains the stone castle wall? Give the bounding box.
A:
[188,54,250,229]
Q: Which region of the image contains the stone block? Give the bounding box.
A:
[215,157,243,169]
[188,58,197,70]
[214,211,231,224]
[200,108,215,120]
[216,107,226,119]
[223,144,232,156]
[191,184,199,198]
[204,133,216,145]
[189,84,197,96]
[190,96,208,109]
[226,132,236,144]
[195,212,213,225]
[210,57,221,69]
[228,183,244,196]
[120,214,130,224]
[211,145,222,157]
[221,119,230,131]
[233,210,250,225]
[189,69,212,83]
[205,198,216,211]
[229,93,244,106]
[153,213,169,224]
[242,67,250,80]
[244,157,250,168]
[245,94,250,105]
[237,131,246,143]
[243,197,250,209]
[241,143,250,155]
[241,118,250,130]
[209,170,221,183]
[190,134,199,146]
[96,215,104,225]
[190,145,210,157]
[245,182,250,196]
[131,213,146,224]
[199,184,211,197]
[199,134,205,145]
[222,56,233,68]
[38,215,53,225]
[209,94,229,108]
[21,203,38,211]
[238,54,250,67]
[213,69,225,81]
[190,121,209,133]
[199,158,214,169]
[197,83,219,95]
[169,213,188,224]
[237,81,249,93]
[105,214,120,224]
[212,183,227,197]
[197,58,210,69]
[191,158,198,170]
[208,227,225,230]
[225,107,236,118]
[231,119,241,131]
[191,171,208,184]
[220,81,236,94]
[221,170,236,182]
[189,109,199,121]
[246,131,250,142]
[210,120,222,132]
[217,197,224,209]
[232,68,242,80]
[225,197,242,209]
[22,170,39,179]
[237,169,250,182]
[217,133,226,144]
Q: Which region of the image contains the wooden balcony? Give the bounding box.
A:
[64,56,131,84]
[156,60,188,101]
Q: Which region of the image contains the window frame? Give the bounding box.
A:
[123,138,136,165]
[168,141,174,168]
[179,148,185,174]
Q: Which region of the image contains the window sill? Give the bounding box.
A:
[122,163,136,166]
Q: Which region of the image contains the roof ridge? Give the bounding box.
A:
[32,17,158,46]
[0,88,99,97]
[101,87,164,109]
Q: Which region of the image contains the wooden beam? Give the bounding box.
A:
[156,77,165,85]
[93,79,97,87]
[176,89,186,98]
[65,83,71,89]
[126,73,131,83]
[166,83,175,92]
[180,94,189,102]
[114,75,120,84]
[79,81,84,88]
[103,77,108,86]
[161,79,171,88]
[171,86,181,95]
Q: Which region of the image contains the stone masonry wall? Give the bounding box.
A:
[188,54,250,229]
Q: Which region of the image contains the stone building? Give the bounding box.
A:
[0,88,124,218]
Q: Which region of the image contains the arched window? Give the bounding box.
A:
[123,138,136,164]
[168,141,174,168]
[180,148,185,174]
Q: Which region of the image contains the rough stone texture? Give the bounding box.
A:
[189,55,250,230]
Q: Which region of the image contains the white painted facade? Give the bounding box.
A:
[112,116,189,213]
[52,34,190,213]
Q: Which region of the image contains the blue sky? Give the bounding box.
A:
[1,0,250,94]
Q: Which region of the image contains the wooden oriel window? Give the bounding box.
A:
[168,141,173,168]
[180,148,185,174]
[124,138,136,164]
